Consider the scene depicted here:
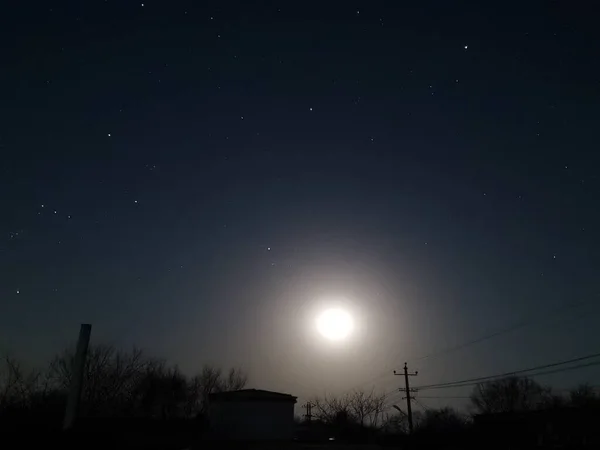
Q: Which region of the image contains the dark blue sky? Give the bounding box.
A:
[1,1,599,409]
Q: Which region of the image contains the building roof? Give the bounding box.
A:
[209,389,297,403]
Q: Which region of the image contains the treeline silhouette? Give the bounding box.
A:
[0,344,247,433]
[301,376,599,447]
[2,344,599,447]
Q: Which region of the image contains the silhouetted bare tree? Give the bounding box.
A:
[0,356,52,414]
[311,389,387,428]
[415,407,470,434]
[47,345,248,418]
[1,356,27,411]
[311,392,354,424]
[223,367,248,391]
[48,345,153,416]
[381,411,410,434]
[349,389,386,427]
[185,365,248,416]
[1,345,248,426]
[569,383,599,407]
[470,376,551,414]
[131,360,188,418]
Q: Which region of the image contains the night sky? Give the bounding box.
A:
[2,1,599,409]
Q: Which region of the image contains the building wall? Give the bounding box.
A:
[209,400,295,440]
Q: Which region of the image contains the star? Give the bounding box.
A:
[134,200,138,204]
[108,133,111,137]
[464,45,468,50]
[16,290,20,294]
[267,247,271,251]
[309,107,313,111]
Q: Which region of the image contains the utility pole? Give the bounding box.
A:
[302,401,313,422]
[394,362,418,434]
[63,324,92,431]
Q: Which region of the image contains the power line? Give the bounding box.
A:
[518,361,600,381]
[339,297,596,405]
[383,387,401,400]
[342,370,393,396]
[412,397,429,411]
[387,363,600,406]
[417,396,471,399]
[409,298,595,364]
[414,352,600,391]
[419,361,600,392]
[344,297,596,400]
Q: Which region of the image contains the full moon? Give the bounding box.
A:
[316,308,354,341]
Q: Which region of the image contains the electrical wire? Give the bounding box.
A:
[434,361,600,391]
[414,355,600,391]
[363,297,597,399]
[384,358,600,413]
[417,396,471,399]
[337,297,596,405]
[409,297,595,364]
[412,397,429,411]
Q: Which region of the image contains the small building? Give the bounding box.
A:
[208,389,297,441]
